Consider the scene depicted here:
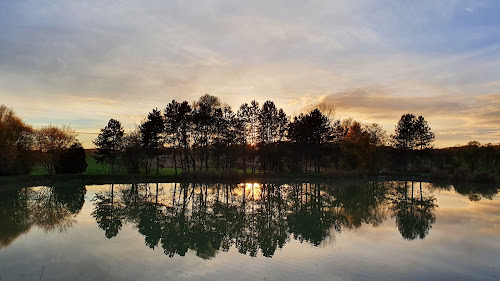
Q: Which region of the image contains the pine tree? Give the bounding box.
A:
[93,119,124,174]
[140,108,165,174]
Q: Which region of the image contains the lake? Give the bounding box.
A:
[0,181,499,280]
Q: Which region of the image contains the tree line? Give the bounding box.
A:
[1,95,500,178]
[0,105,86,176]
[91,94,441,175]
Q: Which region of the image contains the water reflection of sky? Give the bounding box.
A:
[0,181,499,281]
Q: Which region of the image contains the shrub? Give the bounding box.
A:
[54,143,87,174]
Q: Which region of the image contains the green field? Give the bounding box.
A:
[30,153,180,176]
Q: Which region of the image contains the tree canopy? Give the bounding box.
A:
[0,105,34,175]
[392,113,434,150]
[93,119,125,174]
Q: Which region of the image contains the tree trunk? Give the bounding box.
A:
[242,151,247,174]
[190,151,196,172]
[173,149,178,175]
[184,145,190,171]
[205,145,209,171]
[156,154,159,175]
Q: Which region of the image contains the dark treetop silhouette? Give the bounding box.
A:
[1,96,499,181]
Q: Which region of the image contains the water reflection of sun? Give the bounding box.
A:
[234,183,262,199]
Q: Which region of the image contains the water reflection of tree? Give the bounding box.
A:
[236,184,259,257]
[53,185,86,214]
[92,184,124,239]
[331,181,390,230]
[31,186,78,232]
[391,181,437,240]
[0,189,32,249]
[254,184,287,257]
[89,181,441,259]
[287,183,341,246]
[0,185,86,248]
[429,182,498,202]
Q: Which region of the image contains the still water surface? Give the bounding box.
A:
[0,181,499,280]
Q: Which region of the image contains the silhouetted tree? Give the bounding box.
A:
[54,142,87,174]
[236,104,251,173]
[288,109,331,172]
[192,94,222,171]
[164,100,181,174]
[93,119,124,174]
[365,123,387,171]
[392,114,418,151]
[258,100,280,144]
[257,101,289,172]
[178,102,193,171]
[164,100,193,171]
[140,109,165,174]
[121,130,144,174]
[0,105,35,175]
[247,100,260,146]
[415,116,435,150]
[392,114,434,171]
[341,121,371,170]
[366,123,387,146]
[212,105,239,170]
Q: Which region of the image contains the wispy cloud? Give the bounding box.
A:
[64,96,118,104]
[314,88,500,146]
[1,0,500,147]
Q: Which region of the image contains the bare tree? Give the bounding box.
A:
[35,125,77,174]
[0,105,35,175]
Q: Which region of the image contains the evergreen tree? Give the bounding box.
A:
[392,114,418,150]
[140,108,165,174]
[93,119,124,174]
[258,100,279,144]
[288,109,331,172]
[54,142,87,174]
[164,100,193,173]
[415,115,435,150]
[392,114,434,171]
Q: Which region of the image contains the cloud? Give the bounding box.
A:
[1,0,500,147]
[315,88,500,146]
[318,87,467,118]
[64,96,118,104]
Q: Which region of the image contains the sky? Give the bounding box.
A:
[1,0,500,148]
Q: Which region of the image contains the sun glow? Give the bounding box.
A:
[234,183,262,199]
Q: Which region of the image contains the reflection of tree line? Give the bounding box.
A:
[2,181,495,257]
[90,181,442,259]
[0,185,86,249]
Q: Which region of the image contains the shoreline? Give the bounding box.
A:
[2,171,495,191]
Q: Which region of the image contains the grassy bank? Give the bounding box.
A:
[2,171,497,193]
[1,168,437,191]
[0,152,495,191]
